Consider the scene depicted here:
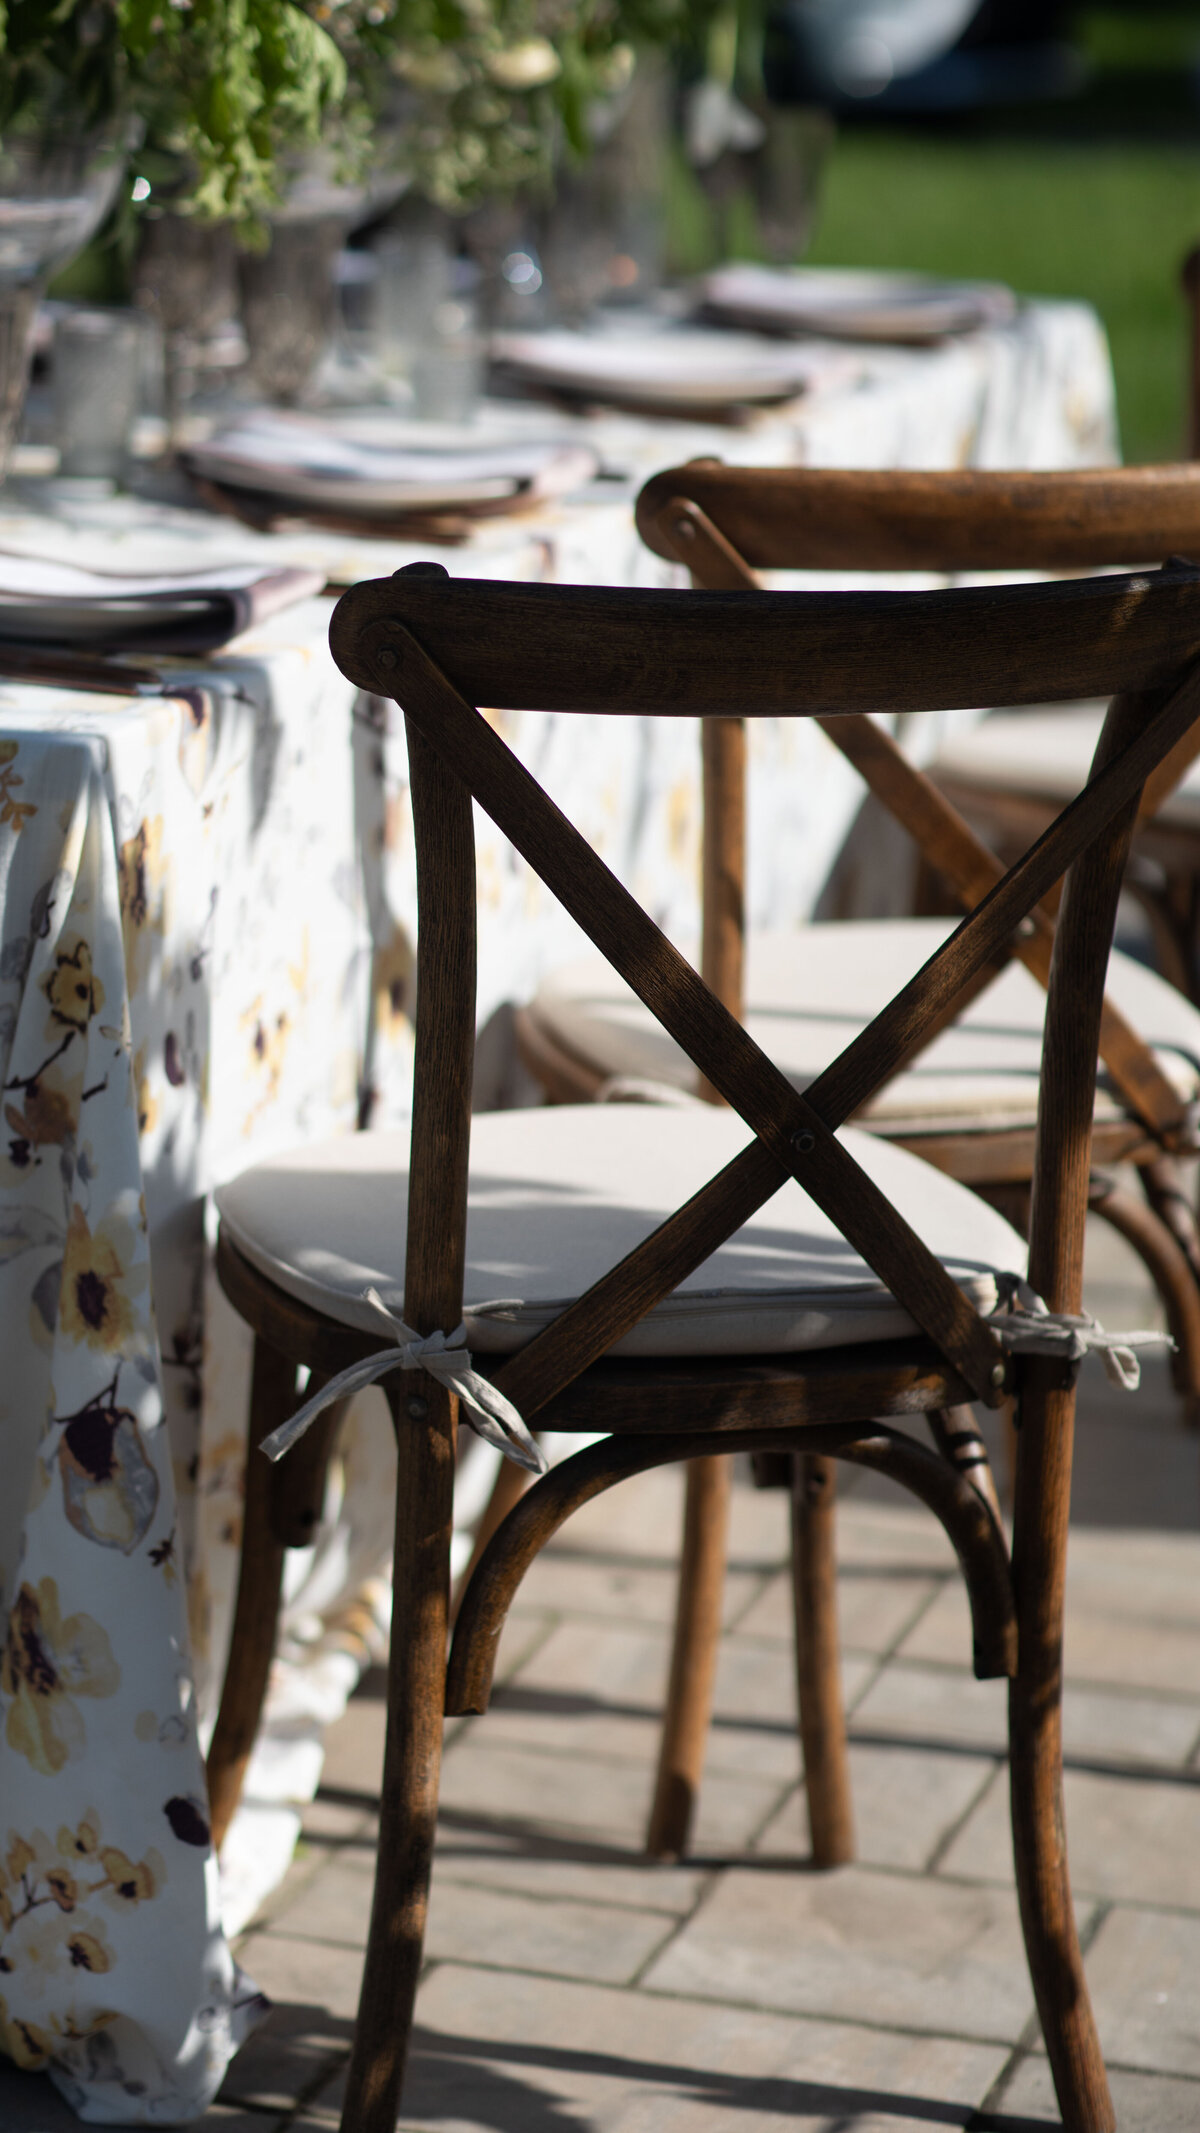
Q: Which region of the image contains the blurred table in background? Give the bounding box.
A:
[0,294,1116,2123]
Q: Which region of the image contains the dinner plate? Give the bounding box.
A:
[490,324,833,411]
[185,410,599,516]
[696,265,1016,345]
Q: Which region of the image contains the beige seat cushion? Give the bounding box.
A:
[216,1104,1026,1360]
[530,919,1200,1132]
[933,704,1200,828]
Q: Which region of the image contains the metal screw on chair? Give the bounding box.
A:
[791,1128,815,1153]
[990,1362,1006,1388]
[406,1394,429,1420]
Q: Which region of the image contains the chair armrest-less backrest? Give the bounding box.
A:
[636,463,1200,574]
[329,568,1200,1433]
[335,566,1200,716]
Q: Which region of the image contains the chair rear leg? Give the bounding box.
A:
[646,1454,732,1859]
[339,1377,457,2133]
[1009,1359,1114,2133]
[206,1336,294,1850]
[792,1453,854,1867]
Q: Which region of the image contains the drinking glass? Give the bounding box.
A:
[0,118,129,476]
[53,305,144,480]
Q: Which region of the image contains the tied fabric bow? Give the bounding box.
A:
[261,1287,547,1474]
[987,1274,1172,1392]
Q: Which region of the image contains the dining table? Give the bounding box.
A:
[0,290,1118,2122]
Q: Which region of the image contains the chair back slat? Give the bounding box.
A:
[805,666,1200,1123]
[402,723,477,1343]
[330,566,1200,718]
[1029,699,1147,1314]
[647,485,1196,1146]
[637,463,1200,572]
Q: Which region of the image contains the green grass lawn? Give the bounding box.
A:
[804,129,1200,464]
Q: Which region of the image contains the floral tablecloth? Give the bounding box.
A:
[0,296,1117,2123]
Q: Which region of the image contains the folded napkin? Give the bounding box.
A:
[0,551,326,654]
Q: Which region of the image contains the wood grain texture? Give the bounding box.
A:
[645,1455,733,1859]
[337,712,477,2133]
[637,462,1200,571]
[205,1337,293,1851]
[328,563,1200,717]
[1005,693,1141,2133]
[792,1454,855,1866]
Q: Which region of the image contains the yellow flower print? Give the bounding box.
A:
[240,998,292,1130]
[2,1906,114,2001]
[59,1200,148,1356]
[1,1579,120,1776]
[44,1866,77,1911]
[117,816,167,975]
[0,1994,51,2068]
[5,1837,34,1882]
[56,1814,99,1861]
[0,743,37,835]
[66,1925,113,1973]
[3,1070,75,1153]
[98,1845,163,1911]
[42,936,104,1035]
[131,1044,159,1140]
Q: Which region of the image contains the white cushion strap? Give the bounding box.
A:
[261,1287,548,1473]
[987,1274,1172,1391]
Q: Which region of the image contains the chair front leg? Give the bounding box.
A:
[1009,1357,1114,2133]
[206,1336,295,1850]
[339,1375,457,2133]
[792,1453,855,1867]
[646,1454,732,1859]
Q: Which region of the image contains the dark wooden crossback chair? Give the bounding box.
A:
[208,558,1200,2133]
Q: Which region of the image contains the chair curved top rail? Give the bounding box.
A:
[635,463,1200,574]
[330,564,1200,719]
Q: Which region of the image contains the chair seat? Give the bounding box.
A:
[215,1104,1026,1360]
[527,919,1200,1131]
[933,703,1200,828]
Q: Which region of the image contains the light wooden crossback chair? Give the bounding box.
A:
[512,463,1200,1873]
[916,440,1200,1008]
[206,557,1200,2133]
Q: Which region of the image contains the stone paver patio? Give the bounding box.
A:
[6,1210,1200,2130]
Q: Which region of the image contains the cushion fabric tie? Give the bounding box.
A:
[987,1273,1172,1391]
[261,1287,547,1474]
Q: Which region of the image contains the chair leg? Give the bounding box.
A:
[339,1377,457,2133]
[646,1454,732,1859]
[206,1336,294,1851]
[791,1453,854,1867]
[1009,1359,1115,2133]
